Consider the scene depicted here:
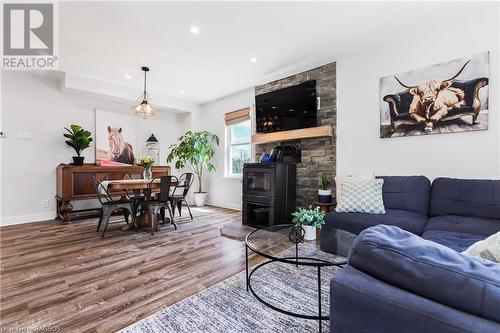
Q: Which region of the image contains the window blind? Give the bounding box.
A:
[224,107,251,126]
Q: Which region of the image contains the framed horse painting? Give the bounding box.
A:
[95,109,136,166]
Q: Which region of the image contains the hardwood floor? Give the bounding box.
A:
[0,206,285,333]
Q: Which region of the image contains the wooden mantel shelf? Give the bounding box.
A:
[251,125,334,144]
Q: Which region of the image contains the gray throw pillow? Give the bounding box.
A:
[336,179,385,214]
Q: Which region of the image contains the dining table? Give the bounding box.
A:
[106,178,178,231]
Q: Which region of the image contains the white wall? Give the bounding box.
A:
[337,11,500,180]
[193,88,255,210]
[0,72,189,225]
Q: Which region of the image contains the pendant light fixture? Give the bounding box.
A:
[131,66,159,119]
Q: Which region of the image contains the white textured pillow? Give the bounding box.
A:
[335,173,374,203]
[462,231,500,263]
[336,179,385,214]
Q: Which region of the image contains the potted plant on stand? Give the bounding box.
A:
[292,206,325,241]
[318,173,333,203]
[137,156,155,180]
[64,124,93,166]
[167,131,219,207]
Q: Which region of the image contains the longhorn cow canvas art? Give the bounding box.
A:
[380,52,489,138]
[96,110,136,166]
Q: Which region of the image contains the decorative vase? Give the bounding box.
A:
[72,156,84,166]
[194,192,208,207]
[302,225,317,241]
[143,166,153,180]
[318,189,332,203]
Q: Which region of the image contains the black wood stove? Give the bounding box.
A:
[242,163,296,227]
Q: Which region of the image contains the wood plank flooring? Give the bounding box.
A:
[0,206,287,333]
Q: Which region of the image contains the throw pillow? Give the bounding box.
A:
[336,179,385,214]
[335,173,374,203]
[462,231,500,263]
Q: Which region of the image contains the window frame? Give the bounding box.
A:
[225,119,252,178]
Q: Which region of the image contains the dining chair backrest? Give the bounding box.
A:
[174,173,194,197]
[91,176,114,204]
[152,175,178,203]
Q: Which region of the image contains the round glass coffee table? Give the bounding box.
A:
[245,224,348,333]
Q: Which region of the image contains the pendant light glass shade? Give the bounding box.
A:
[131,67,159,119]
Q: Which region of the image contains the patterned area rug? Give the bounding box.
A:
[120,243,345,333]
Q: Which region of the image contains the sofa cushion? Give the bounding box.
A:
[421,230,486,252]
[348,225,500,324]
[378,176,431,215]
[325,208,427,235]
[424,215,500,236]
[430,178,500,219]
[331,266,500,333]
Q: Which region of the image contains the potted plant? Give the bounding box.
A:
[318,173,333,203]
[64,124,93,166]
[167,131,219,207]
[137,156,155,180]
[292,206,325,241]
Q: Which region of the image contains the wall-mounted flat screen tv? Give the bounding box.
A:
[255,80,317,133]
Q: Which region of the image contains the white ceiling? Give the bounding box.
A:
[60,1,491,106]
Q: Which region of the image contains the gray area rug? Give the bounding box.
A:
[120,243,345,333]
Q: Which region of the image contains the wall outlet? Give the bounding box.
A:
[42,199,49,208]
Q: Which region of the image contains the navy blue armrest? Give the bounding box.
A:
[348,225,500,323]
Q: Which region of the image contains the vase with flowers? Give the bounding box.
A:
[137,156,155,180]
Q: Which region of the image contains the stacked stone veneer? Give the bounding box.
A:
[254,62,336,207]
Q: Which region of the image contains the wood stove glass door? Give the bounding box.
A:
[244,169,274,196]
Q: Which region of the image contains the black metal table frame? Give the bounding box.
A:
[245,224,347,333]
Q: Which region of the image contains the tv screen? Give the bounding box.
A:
[255,80,317,133]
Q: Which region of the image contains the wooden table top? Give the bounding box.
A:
[107,179,177,190]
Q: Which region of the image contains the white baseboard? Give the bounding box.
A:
[1,211,56,226]
[1,202,241,226]
[206,201,242,211]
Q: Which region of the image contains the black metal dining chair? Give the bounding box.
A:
[170,172,194,220]
[91,176,135,238]
[143,175,178,235]
[123,173,144,222]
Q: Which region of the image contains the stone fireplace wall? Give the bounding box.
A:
[254,62,336,207]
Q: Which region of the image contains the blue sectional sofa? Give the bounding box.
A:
[321,176,500,254]
[331,225,500,333]
[322,176,500,333]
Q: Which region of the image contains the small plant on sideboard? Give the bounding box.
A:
[64,124,93,166]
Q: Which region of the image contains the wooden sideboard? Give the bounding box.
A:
[56,163,170,222]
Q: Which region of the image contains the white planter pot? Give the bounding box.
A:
[318,189,332,203]
[302,225,317,241]
[318,189,332,196]
[193,192,208,207]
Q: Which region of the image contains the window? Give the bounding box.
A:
[226,119,251,176]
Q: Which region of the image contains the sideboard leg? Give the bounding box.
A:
[60,200,73,223]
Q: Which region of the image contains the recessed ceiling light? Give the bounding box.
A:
[180,90,186,94]
[124,74,132,79]
[190,26,200,34]
[250,57,258,63]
